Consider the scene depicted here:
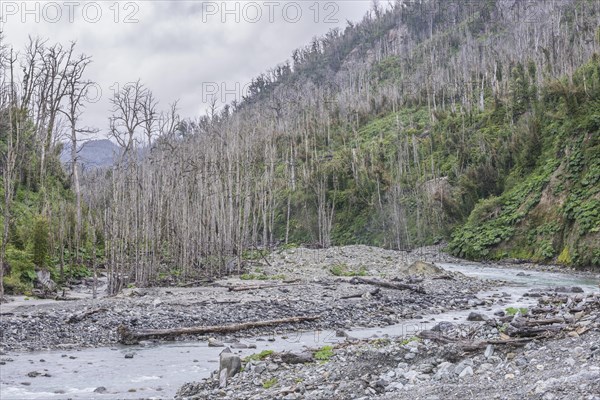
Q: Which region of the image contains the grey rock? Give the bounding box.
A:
[418,363,435,373]
[403,370,419,382]
[208,338,225,347]
[459,366,473,378]
[281,351,314,364]
[219,348,241,379]
[467,312,486,321]
[515,357,528,367]
[485,344,494,358]
[431,322,455,332]
[453,359,474,375]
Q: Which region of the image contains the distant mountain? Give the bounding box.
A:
[60,139,120,168]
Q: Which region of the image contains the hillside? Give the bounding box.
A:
[80,0,599,282]
[2,0,599,299]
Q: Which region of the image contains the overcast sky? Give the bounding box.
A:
[2,1,373,137]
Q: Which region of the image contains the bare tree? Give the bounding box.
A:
[58,52,96,261]
[0,48,21,298]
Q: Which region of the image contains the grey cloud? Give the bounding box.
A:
[4,1,372,135]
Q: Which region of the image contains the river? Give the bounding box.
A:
[0,262,598,399]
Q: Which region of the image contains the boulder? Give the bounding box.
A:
[219,348,241,383]
[406,261,444,276]
[36,270,56,292]
[280,351,314,364]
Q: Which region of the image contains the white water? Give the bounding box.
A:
[1,263,598,399]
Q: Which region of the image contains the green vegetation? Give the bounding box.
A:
[505,307,528,316]
[329,263,368,277]
[243,350,274,362]
[2,0,600,299]
[400,336,421,346]
[240,272,286,281]
[262,378,278,389]
[448,58,600,266]
[370,338,392,347]
[314,345,334,361]
[242,249,270,261]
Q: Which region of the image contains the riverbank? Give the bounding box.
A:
[177,291,600,400]
[0,245,599,399]
[0,246,503,353]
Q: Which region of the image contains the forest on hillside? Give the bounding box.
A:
[1,0,600,297]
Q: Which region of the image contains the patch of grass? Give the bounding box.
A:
[242,249,270,261]
[262,378,277,389]
[314,345,334,361]
[505,307,528,316]
[243,350,274,362]
[370,338,391,347]
[400,336,421,346]
[329,263,367,277]
[240,273,286,281]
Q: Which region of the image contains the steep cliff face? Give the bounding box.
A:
[448,60,600,266]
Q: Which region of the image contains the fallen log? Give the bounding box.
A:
[66,307,108,323]
[179,279,215,287]
[506,323,566,337]
[349,277,425,294]
[340,287,381,300]
[227,283,302,292]
[418,330,536,350]
[117,315,321,344]
[431,275,455,281]
[512,317,565,327]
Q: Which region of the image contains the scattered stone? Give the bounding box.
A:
[459,366,473,378]
[484,344,494,359]
[467,312,486,322]
[208,338,225,348]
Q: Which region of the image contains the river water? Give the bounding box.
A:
[1,263,598,399]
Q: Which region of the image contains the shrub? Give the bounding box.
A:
[314,345,334,361]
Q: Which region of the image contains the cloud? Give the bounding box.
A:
[2,0,372,136]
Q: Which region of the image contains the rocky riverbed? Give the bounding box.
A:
[177,292,600,400]
[1,245,599,400]
[0,246,499,353]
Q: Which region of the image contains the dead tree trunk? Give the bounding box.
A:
[118,315,321,344]
[349,277,425,294]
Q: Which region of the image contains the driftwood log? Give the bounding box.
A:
[66,307,108,323]
[227,283,302,292]
[349,277,426,294]
[418,330,535,350]
[340,287,381,300]
[117,315,321,344]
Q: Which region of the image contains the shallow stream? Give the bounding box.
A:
[1,263,598,399]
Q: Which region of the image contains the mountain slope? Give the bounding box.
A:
[60,139,120,168]
[449,60,600,265]
[81,0,600,284]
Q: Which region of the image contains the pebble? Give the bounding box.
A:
[459,366,473,378]
[485,344,494,359]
